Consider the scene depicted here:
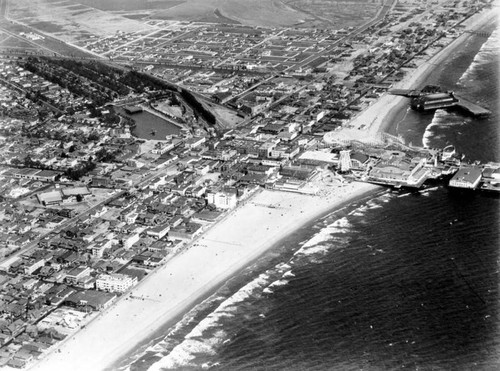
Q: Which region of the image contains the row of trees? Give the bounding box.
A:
[20,57,222,135]
[22,58,115,107]
[47,58,131,96]
[180,89,217,127]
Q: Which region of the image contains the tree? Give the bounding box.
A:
[10,158,22,166]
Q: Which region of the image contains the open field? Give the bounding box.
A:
[9,0,154,44]
[89,0,307,27]
[9,0,383,30]
[150,0,384,28]
[69,0,185,12]
[285,0,382,28]
[0,32,38,51]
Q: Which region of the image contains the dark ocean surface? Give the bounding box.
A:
[116,19,500,371]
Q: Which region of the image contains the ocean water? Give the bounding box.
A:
[116,21,500,371]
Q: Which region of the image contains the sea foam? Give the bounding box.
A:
[147,271,273,370]
[422,109,450,148]
[459,29,499,85]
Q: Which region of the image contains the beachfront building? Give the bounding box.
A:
[206,189,238,210]
[95,273,137,293]
[449,167,482,189]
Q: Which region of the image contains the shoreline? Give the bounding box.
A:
[382,8,498,138]
[26,7,496,371]
[112,182,389,371]
[29,182,381,371]
[324,7,497,144]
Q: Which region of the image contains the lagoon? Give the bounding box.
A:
[117,107,182,140]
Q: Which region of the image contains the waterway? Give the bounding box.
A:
[116,106,181,140]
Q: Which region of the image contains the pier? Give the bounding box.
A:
[339,141,500,194]
[454,96,491,117]
[449,163,500,193]
[388,87,491,117]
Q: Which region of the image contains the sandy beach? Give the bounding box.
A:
[324,7,497,144]
[29,182,379,371]
[26,6,497,371]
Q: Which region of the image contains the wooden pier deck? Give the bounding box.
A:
[454,96,491,117]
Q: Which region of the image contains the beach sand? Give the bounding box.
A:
[28,6,497,371]
[29,183,379,371]
[324,7,497,144]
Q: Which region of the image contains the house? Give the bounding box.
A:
[169,222,203,241]
[169,215,184,228]
[91,240,114,258]
[124,211,139,225]
[22,278,38,290]
[58,208,78,218]
[23,258,46,275]
[146,223,170,240]
[90,205,108,219]
[65,266,92,285]
[122,233,141,249]
[64,290,116,311]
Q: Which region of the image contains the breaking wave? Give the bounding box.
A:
[421,110,468,148]
[148,273,272,370]
[458,28,499,86]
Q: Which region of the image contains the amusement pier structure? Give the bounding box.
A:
[389,85,491,117]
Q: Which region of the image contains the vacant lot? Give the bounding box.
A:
[146,0,382,28]
[9,0,153,43]
[8,0,384,40]
[284,0,382,29]
[70,0,185,12]
[152,0,307,26]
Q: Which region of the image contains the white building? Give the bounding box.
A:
[123,233,141,249]
[206,189,237,210]
[96,273,137,293]
[339,150,352,172]
[449,167,482,189]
